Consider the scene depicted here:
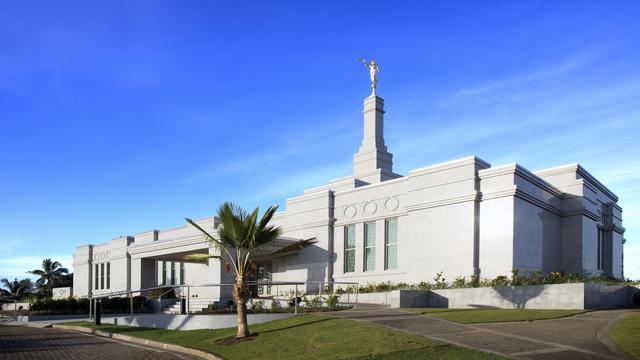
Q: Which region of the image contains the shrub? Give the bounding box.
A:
[511,269,522,286]
[250,300,265,313]
[270,299,282,312]
[325,294,339,310]
[434,272,447,289]
[490,275,510,288]
[306,295,323,311]
[451,276,466,289]
[29,296,149,314]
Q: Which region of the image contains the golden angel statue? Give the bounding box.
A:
[358,58,381,95]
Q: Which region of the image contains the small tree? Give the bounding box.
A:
[186,202,315,338]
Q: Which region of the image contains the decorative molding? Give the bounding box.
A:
[363,201,378,215]
[405,192,480,212]
[384,197,400,211]
[344,205,357,219]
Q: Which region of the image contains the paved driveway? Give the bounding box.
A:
[329,304,637,360]
[0,324,193,360]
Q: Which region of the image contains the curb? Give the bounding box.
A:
[52,324,222,360]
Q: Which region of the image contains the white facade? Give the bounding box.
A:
[73,93,625,302]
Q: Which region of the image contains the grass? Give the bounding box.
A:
[404,308,586,323]
[611,312,640,359]
[60,314,504,359]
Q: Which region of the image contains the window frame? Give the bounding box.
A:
[179,262,185,285]
[344,225,356,273]
[106,262,111,289]
[385,218,398,270]
[94,264,99,290]
[100,263,105,290]
[597,227,605,271]
[364,221,376,272]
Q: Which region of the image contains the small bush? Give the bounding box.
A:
[326,294,339,310]
[306,295,323,311]
[250,300,265,313]
[490,275,510,288]
[451,276,466,289]
[434,272,447,289]
[270,299,282,312]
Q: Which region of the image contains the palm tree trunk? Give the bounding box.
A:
[234,276,250,338]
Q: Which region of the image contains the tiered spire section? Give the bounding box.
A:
[352,94,398,183]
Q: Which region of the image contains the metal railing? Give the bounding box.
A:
[88,280,359,323]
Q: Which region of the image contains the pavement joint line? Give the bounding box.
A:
[510,347,571,356]
[63,326,193,359]
[439,317,618,359]
[320,312,513,359]
[52,324,221,360]
[392,308,622,360]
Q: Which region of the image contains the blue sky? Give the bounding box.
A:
[1,1,639,280]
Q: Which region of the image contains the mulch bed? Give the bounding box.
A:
[214,334,258,345]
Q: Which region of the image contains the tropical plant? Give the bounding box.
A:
[27,259,69,297]
[185,202,316,338]
[433,271,447,289]
[269,298,282,312]
[325,293,340,310]
[0,278,34,299]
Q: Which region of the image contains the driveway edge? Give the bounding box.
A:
[52,324,222,360]
[596,311,636,360]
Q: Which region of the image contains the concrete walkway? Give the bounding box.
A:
[0,324,198,359]
[329,304,637,359]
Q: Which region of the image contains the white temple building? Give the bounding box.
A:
[73,88,625,307]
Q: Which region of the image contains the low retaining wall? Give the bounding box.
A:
[1,302,30,311]
[106,312,298,330]
[343,283,640,309]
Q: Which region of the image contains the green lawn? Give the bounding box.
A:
[611,312,640,359]
[404,308,586,323]
[60,315,504,359]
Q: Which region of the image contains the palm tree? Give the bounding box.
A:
[0,278,34,299]
[186,202,315,338]
[27,259,69,297]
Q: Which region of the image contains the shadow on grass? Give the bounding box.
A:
[254,317,334,335]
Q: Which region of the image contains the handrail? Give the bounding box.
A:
[88,280,359,322]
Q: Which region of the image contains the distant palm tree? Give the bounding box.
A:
[0,278,34,299]
[186,202,315,338]
[27,259,69,297]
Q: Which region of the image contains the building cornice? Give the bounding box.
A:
[535,164,619,202]
[127,235,210,255]
[405,192,480,212]
[409,155,490,177]
[479,163,564,198]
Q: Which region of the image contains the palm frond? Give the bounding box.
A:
[269,238,317,256]
[184,254,222,263]
[185,218,225,248]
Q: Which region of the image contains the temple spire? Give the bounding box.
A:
[352,59,398,184]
